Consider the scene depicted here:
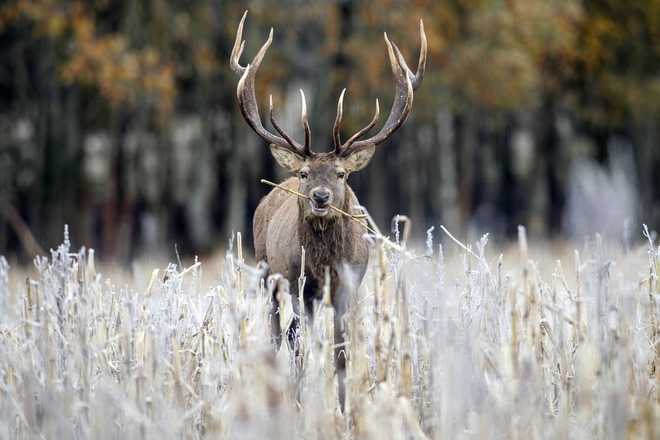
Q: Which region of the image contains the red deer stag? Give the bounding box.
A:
[230,10,426,395]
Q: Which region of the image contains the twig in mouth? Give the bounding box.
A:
[260,179,376,234]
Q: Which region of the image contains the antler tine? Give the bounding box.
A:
[232,12,308,156]
[333,89,346,154]
[342,99,380,151]
[390,20,427,90]
[300,90,312,156]
[334,89,381,155]
[338,20,426,157]
[230,11,248,77]
[413,20,427,89]
[269,95,298,145]
[268,92,313,156]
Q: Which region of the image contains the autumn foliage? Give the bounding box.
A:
[0,0,659,258]
[2,0,658,122]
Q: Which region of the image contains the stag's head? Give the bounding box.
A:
[231,12,426,221]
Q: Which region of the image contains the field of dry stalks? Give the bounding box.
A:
[1,221,659,439]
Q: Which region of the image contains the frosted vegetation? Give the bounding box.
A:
[1,222,659,439]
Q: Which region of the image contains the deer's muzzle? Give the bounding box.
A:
[310,190,331,216]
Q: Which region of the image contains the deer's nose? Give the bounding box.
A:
[312,190,330,205]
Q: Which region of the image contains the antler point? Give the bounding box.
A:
[300,91,308,121]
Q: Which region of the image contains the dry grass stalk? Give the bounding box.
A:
[2,224,660,438]
[261,179,376,234]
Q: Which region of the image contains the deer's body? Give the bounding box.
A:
[254,175,368,318]
[231,11,426,408]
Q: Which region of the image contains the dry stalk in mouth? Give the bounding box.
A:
[260,179,376,234]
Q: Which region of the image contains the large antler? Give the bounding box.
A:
[231,11,312,157]
[333,20,427,157]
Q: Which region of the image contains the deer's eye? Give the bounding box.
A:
[337,171,345,179]
[300,171,308,179]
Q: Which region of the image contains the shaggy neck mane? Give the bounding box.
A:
[307,217,332,233]
[298,197,355,293]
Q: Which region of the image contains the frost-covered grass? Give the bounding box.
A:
[1,223,659,439]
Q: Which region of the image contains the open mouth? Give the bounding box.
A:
[309,200,330,216]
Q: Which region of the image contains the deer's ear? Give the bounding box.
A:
[270,144,304,173]
[343,144,376,173]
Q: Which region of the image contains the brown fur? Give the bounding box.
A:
[255,168,370,407]
[253,152,373,391]
[254,175,369,317]
[234,12,426,410]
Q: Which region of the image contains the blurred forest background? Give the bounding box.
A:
[0,0,659,263]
